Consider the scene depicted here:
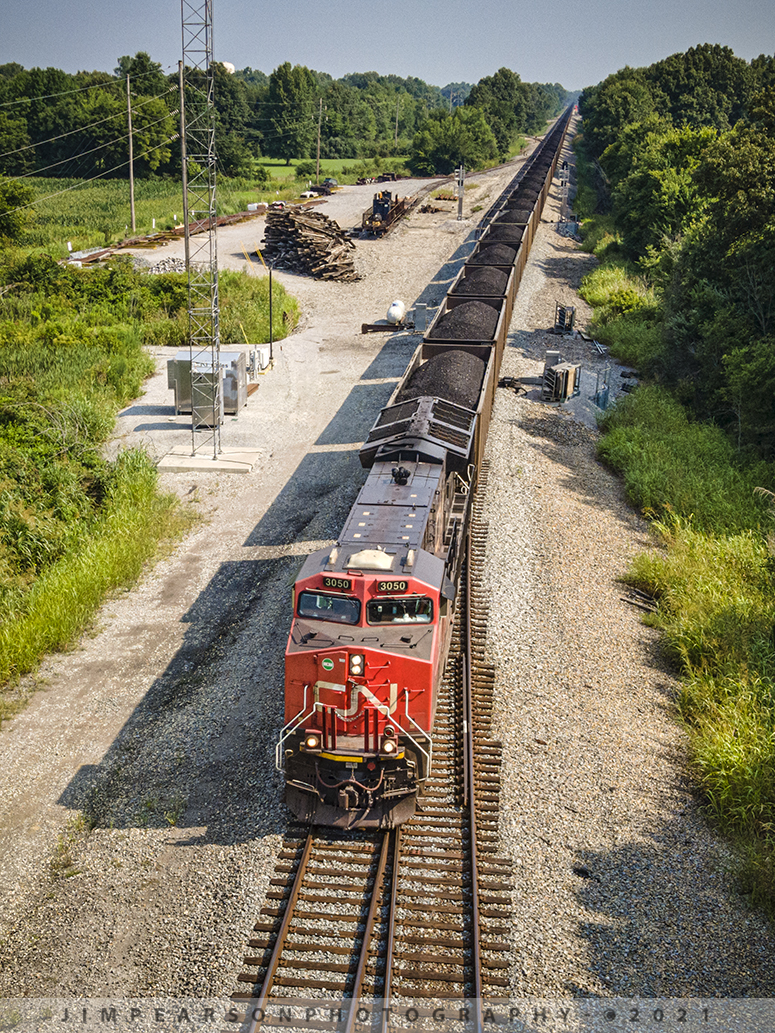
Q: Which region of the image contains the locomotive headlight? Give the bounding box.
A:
[381,737,397,755]
[304,733,321,751]
[349,654,364,676]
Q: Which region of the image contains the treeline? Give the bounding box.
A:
[579,43,775,457]
[578,44,775,912]
[0,52,570,181]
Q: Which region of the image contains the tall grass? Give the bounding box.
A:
[584,246,775,908]
[598,386,773,533]
[625,515,775,909]
[0,252,299,713]
[0,450,195,715]
[23,159,384,256]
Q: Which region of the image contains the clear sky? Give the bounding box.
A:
[1,0,773,93]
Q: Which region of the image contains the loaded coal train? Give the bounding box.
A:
[276,110,573,828]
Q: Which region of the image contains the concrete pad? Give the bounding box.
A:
[156,447,263,473]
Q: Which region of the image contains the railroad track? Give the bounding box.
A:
[232,461,512,1029]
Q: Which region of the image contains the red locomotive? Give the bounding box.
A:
[277,359,490,828]
[276,110,573,828]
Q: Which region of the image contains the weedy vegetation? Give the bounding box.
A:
[0,250,299,721]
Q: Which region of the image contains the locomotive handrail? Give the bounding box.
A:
[402,689,433,777]
[275,683,314,770]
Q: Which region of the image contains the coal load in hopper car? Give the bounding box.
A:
[450,266,509,298]
[395,349,487,411]
[427,299,500,342]
[468,243,517,267]
[486,223,526,243]
[495,209,531,224]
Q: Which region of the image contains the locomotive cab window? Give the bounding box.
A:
[298,591,361,625]
[367,596,434,624]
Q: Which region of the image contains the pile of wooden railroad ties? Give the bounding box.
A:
[261,207,359,282]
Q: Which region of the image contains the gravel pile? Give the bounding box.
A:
[396,350,486,410]
[469,243,517,267]
[147,257,187,275]
[427,299,500,341]
[452,266,509,297]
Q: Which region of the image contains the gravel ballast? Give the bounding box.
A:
[0,118,773,1002]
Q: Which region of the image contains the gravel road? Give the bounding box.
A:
[0,121,773,1003]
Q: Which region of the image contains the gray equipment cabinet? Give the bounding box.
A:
[167,350,247,416]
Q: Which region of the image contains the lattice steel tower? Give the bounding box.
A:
[180,0,220,456]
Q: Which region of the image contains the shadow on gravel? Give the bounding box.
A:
[119,403,177,417]
[57,365,379,845]
[564,815,775,996]
[538,246,597,287]
[129,421,192,433]
[412,235,479,310]
[244,449,365,548]
[314,381,397,445]
[58,552,293,844]
[359,335,419,381]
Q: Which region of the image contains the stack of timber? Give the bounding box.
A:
[262,207,359,281]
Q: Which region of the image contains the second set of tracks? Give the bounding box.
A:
[232,462,513,1028]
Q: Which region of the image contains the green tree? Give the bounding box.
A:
[603,123,715,255]
[114,52,169,97]
[465,67,528,158]
[580,69,660,158]
[0,177,34,239]
[265,62,316,164]
[409,107,498,175]
[0,112,32,175]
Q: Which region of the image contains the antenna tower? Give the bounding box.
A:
[180,0,220,456]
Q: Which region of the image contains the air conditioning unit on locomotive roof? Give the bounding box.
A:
[347,549,395,571]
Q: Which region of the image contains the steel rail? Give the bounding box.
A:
[380,826,401,1033]
[463,536,484,1033]
[343,830,392,1033]
[245,829,314,1031]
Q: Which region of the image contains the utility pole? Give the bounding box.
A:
[126,75,136,234]
[394,98,400,149]
[316,97,322,184]
[456,164,465,221]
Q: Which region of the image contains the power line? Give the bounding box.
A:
[8,112,178,181]
[0,87,178,163]
[0,66,174,109]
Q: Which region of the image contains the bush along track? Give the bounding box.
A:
[575,135,775,912]
[0,252,298,718]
